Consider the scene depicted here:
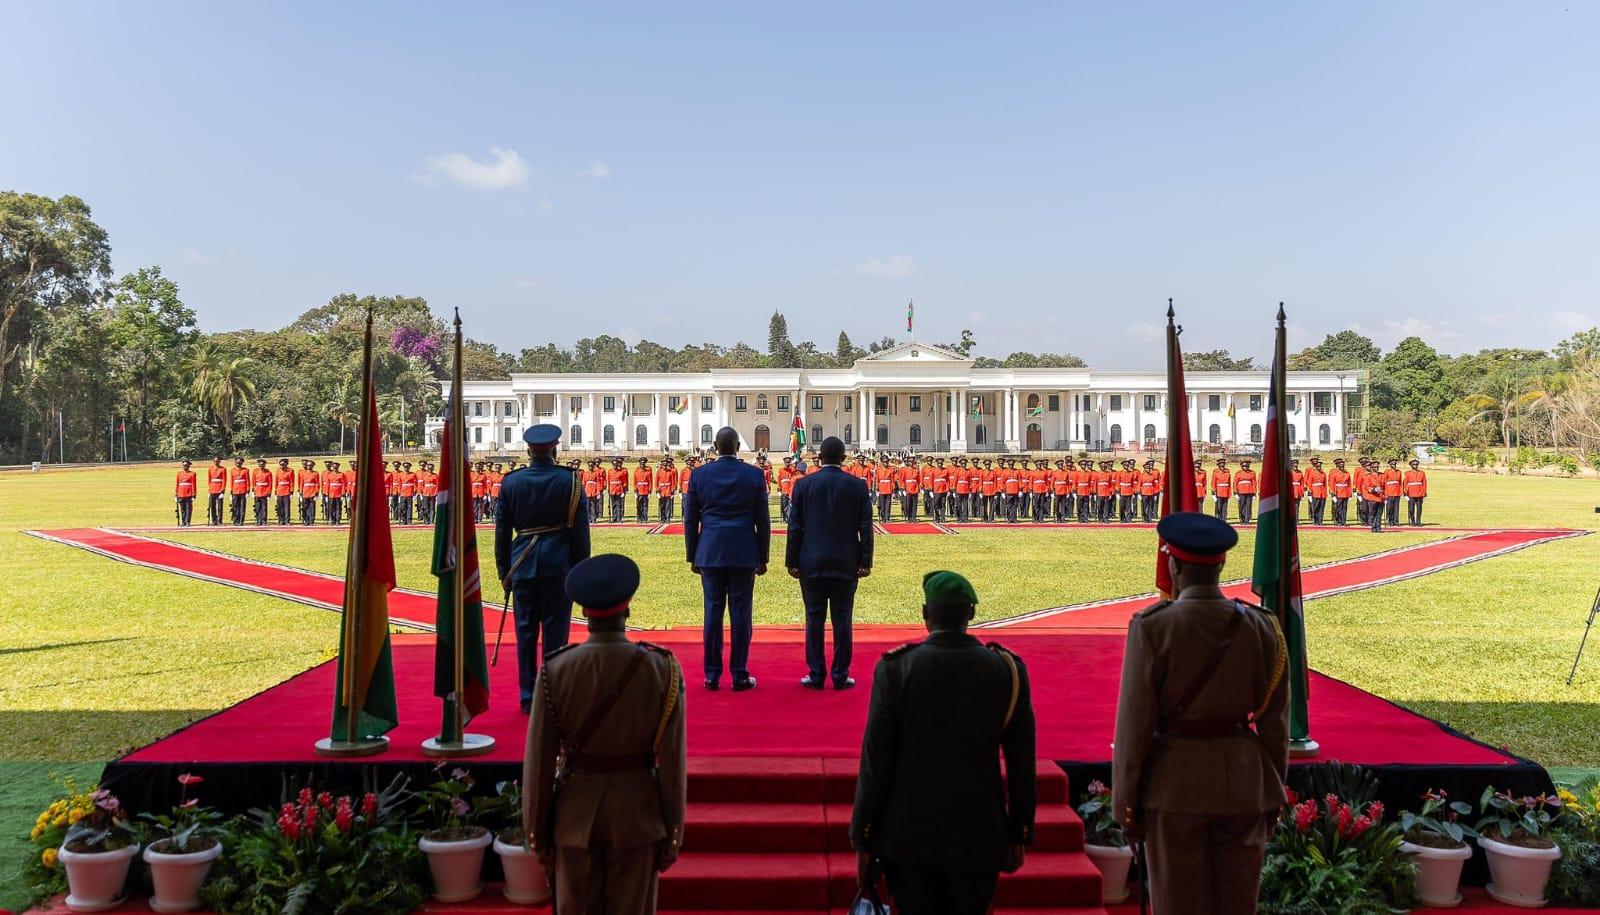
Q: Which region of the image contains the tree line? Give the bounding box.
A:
[5,189,1598,463]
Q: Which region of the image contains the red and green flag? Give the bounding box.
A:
[1252,304,1313,748]
[330,312,399,742]
[1157,300,1200,598]
[789,413,806,454]
[906,298,914,334]
[431,399,491,733]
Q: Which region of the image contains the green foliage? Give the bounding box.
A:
[139,773,227,854]
[1398,788,1477,847]
[1260,764,1417,914]
[1381,337,1450,429]
[412,766,493,838]
[1356,408,1417,460]
[1074,780,1124,847]
[1477,786,1561,842]
[1549,778,1600,905]
[1289,330,1382,371]
[1182,349,1256,371]
[21,776,99,907]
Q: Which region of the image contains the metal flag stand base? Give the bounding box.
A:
[421,733,497,758]
[314,736,390,758]
[1288,738,1321,759]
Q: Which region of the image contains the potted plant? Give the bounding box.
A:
[1476,788,1563,907]
[415,766,493,902]
[489,780,551,905]
[1259,768,1417,915]
[1398,788,1478,907]
[1075,780,1132,903]
[57,788,139,913]
[24,779,99,911]
[140,774,227,913]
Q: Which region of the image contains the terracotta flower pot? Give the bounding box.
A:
[494,835,552,905]
[1400,839,1473,908]
[1479,834,1561,908]
[419,828,492,903]
[58,842,140,913]
[1084,842,1134,904]
[144,840,224,913]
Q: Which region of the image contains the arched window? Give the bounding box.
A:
[756,394,769,411]
[1082,424,1093,442]
[668,425,681,446]
[909,424,922,445]
[844,423,853,444]
[1319,424,1331,445]
[1288,423,1298,444]
[1026,393,1041,410]
[603,424,615,445]
[1250,424,1262,444]
[570,425,583,444]
[876,425,888,446]
[1209,424,1222,444]
[812,424,823,444]
[1110,424,1123,444]
[1143,423,1156,443]
[635,424,648,445]
[975,424,987,445]
[700,424,713,444]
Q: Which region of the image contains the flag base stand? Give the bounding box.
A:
[421,733,497,758]
[1288,738,1321,759]
[314,736,390,758]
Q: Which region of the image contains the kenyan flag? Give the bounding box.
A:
[790,413,806,454]
[1251,309,1311,744]
[431,410,490,732]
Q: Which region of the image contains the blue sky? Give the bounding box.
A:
[4,1,1596,367]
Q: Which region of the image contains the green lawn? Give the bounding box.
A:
[0,462,1597,908]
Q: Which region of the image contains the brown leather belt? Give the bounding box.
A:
[567,753,654,773]
[1163,719,1253,739]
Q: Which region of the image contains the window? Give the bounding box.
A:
[843,397,852,412]
[603,396,616,413]
[473,427,483,443]
[756,394,769,411]
[975,424,987,445]
[473,401,483,417]
[876,425,888,445]
[635,424,648,445]
[632,394,651,416]
[503,427,513,443]
[1319,424,1331,445]
[909,395,922,412]
[1249,394,1262,411]
[844,423,853,444]
[777,395,789,411]
[811,395,823,411]
[701,395,714,411]
[1288,394,1299,412]
[1144,394,1157,411]
[669,425,681,446]
[570,425,582,444]
[1110,395,1123,412]
[1208,424,1221,444]
[1313,392,1334,415]
[504,401,514,417]
[603,425,615,445]
[875,396,888,414]
[1144,423,1156,442]
[1082,424,1092,441]
[1288,423,1298,443]
[812,425,822,443]
[735,395,748,412]
[1026,393,1040,411]
[668,396,683,413]
[571,396,582,413]
[700,424,713,444]
[1110,424,1123,444]
[1250,424,1262,444]
[1208,395,1221,411]
[1048,395,1060,412]
[909,424,922,445]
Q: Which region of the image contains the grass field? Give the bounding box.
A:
[1,461,1599,906]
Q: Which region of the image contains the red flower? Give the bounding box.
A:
[1335,805,1353,836]
[1284,787,1298,806]
[1366,801,1385,821]
[176,773,204,787]
[278,811,301,841]
[361,792,378,820]
[298,787,314,807]
[1294,800,1317,832]
[1349,815,1373,839]
[335,798,354,834]
[316,791,334,810]
[302,803,318,833]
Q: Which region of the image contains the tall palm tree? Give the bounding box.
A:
[324,381,356,453]
[186,342,257,450]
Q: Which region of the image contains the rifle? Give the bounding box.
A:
[174,497,180,525]
[1567,585,1600,685]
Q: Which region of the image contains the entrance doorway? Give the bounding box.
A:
[754,425,771,451]
[1025,423,1042,451]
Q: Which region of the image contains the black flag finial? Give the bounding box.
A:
[1276,301,1286,326]
[1166,297,1175,322]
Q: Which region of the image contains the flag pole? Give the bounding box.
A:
[316,305,389,757]
[1275,303,1319,759]
[423,308,495,757]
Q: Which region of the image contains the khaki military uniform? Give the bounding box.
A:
[524,632,687,915]
[1112,596,1289,915]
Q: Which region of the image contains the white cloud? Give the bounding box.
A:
[577,160,611,179]
[417,146,530,191]
[855,255,917,279]
[511,276,544,289]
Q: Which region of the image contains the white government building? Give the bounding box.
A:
[428,341,1364,456]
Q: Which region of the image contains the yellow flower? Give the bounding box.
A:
[41,848,57,869]
[67,808,85,824]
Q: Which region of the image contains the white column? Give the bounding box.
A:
[1059,392,1068,448]
[689,393,700,450]
[555,392,567,442]
[654,393,665,450]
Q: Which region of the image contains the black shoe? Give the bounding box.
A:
[833,677,856,690]
[800,675,825,690]
[703,679,720,691]
[732,677,757,692]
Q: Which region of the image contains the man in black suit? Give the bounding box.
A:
[850,570,1036,913]
[786,436,873,690]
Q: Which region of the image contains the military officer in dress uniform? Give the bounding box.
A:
[174,460,198,526]
[525,554,686,915]
[851,571,1036,913]
[495,424,592,714]
[1112,512,1289,915]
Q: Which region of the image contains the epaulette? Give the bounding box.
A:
[1134,599,1174,619]
[984,641,1018,659]
[882,642,919,659]
[637,641,673,656]
[1231,597,1274,616]
[544,643,579,661]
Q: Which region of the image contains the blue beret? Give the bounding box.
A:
[523,424,562,447]
[564,554,640,615]
[1156,511,1237,565]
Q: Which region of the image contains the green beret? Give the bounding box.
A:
[923,570,978,607]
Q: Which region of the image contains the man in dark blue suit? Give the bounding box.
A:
[495,424,591,713]
[683,426,771,691]
[786,436,873,689]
